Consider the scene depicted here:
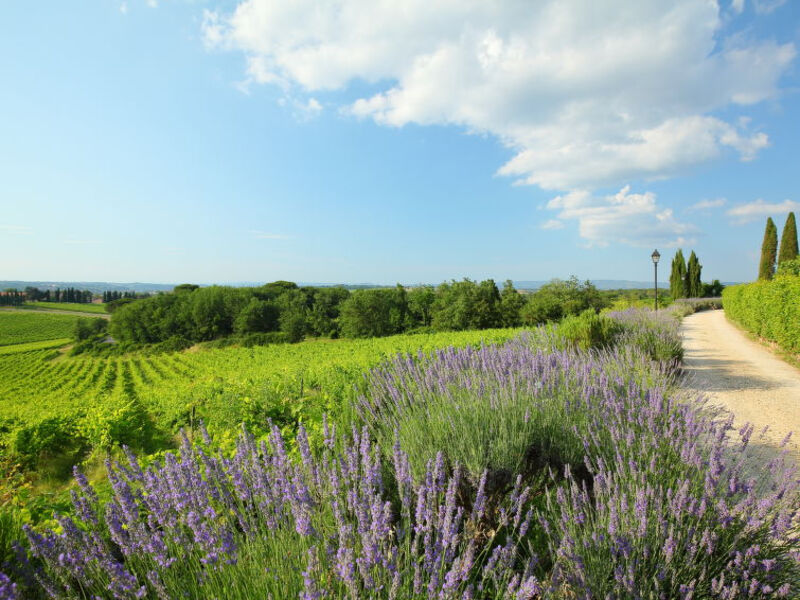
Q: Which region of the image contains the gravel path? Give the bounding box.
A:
[681,309,800,459]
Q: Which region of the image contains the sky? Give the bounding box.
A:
[1,0,799,285]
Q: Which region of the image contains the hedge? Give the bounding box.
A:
[722,275,800,354]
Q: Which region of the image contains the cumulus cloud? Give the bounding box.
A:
[731,0,745,13]
[546,186,696,247]
[686,198,726,213]
[726,198,800,224]
[205,0,794,192]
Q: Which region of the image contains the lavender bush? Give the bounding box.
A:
[6,423,544,599]
[2,310,798,598]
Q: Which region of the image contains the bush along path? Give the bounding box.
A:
[681,308,800,459]
[2,310,799,598]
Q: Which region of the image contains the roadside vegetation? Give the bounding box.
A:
[723,211,800,355]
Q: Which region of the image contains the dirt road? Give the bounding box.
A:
[681,309,800,458]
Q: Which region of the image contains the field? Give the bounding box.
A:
[0,324,520,471]
[22,301,108,314]
[0,311,81,346]
[1,308,799,598]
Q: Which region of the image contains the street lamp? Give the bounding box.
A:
[651,249,661,311]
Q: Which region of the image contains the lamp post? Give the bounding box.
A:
[651,249,661,311]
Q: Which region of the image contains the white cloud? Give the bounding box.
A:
[249,230,291,240]
[119,2,128,15]
[546,186,696,247]
[540,219,564,230]
[686,198,726,212]
[726,198,800,224]
[0,225,32,235]
[147,0,158,7]
[206,0,794,192]
[731,0,745,13]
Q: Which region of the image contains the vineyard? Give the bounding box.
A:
[0,311,81,346]
[22,301,108,314]
[0,326,520,469]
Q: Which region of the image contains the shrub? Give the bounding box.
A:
[557,309,622,350]
[606,308,684,364]
[723,275,800,354]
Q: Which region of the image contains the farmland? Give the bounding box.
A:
[1,306,799,598]
[0,323,520,471]
[22,301,108,314]
[2,305,798,598]
[0,311,81,346]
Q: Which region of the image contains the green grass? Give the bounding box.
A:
[24,301,108,314]
[0,311,80,346]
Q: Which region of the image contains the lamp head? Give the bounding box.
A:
[651,249,661,264]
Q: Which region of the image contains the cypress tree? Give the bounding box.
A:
[670,249,687,299]
[778,212,798,266]
[686,251,702,297]
[758,217,778,280]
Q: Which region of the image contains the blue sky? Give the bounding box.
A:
[1,0,799,285]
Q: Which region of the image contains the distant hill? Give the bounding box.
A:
[0,281,176,294]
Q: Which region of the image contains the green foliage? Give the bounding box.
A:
[520,276,605,325]
[723,274,800,354]
[73,317,108,341]
[339,288,407,338]
[234,298,279,335]
[685,251,702,298]
[558,310,622,350]
[669,249,687,299]
[105,297,136,313]
[0,311,80,346]
[430,279,503,331]
[499,280,526,327]
[777,257,800,277]
[778,211,798,265]
[406,286,435,328]
[759,217,778,280]
[306,287,350,337]
[700,279,724,297]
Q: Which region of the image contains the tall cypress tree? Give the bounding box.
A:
[686,251,702,297]
[758,217,778,280]
[670,249,687,299]
[778,212,798,266]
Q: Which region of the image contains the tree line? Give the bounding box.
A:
[759,212,798,280]
[23,287,93,303]
[108,277,609,345]
[101,290,142,302]
[0,290,24,306]
[668,250,723,299]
